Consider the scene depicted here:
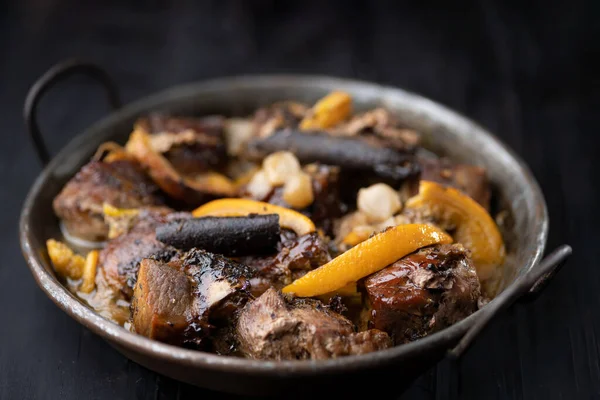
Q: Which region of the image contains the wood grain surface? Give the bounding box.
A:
[1,1,598,399]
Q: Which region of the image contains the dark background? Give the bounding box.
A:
[1,1,599,399]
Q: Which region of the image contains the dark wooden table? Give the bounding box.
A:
[1,1,598,399]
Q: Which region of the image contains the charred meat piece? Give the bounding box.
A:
[130,259,193,345]
[138,114,227,175]
[126,127,237,206]
[243,163,343,235]
[238,230,331,297]
[99,210,188,298]
[181,248,253,324]
[53,159,165,242]
[156,215,281,256]
[131,249,252,349]
[236,288,391,360]
[333,107,421,151]
[419,156,491,210]
[252,102,308,138]
[245,129,419,182]
[360,244,480,344]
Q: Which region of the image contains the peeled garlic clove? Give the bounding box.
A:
[357,183,402,222]
[246,170,273,199]
[283,172,314,209]
[225,118,255,156]
[262,151,301,186]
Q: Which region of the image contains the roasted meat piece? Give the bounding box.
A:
[236,288,391,360]
[237,230,331,297]
[98,209,188,298]
[252,101,308,138]
[131,249,253,349]
[130,258,192,344]
[333,107,421,151]
[419,156,491,210]
[53,159,165,242]
[360,244,480,344]
[137,114,227,175]
[251,105,420,153]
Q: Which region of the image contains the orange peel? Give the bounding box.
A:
[405,180,505,280]
[282,224,452,297]
[192,198,316,237]
[46,239,85,280]
[300,91,352,130]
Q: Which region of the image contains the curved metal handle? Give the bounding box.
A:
[448,244,572,359]
[23,59,122,166]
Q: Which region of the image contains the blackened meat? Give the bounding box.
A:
[236,288,392,360]
[131,249,253,349]
[138,114,227,175]
[53,159,165,241]
[360,244,480,344]
[419,156,491,210]
[238,230,331,297]
[99,210,187,298]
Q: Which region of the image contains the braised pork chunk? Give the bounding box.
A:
[98,209,188,298]
[236,288,391,360]
[131,249,252,349]
[237,230,331,297]
[360,244,480,344]
[138,114,227,175]
[53,159,164,242]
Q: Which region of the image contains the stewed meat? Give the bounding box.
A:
[53,159,165,241]
[236,288,391,360]
[333,107,421,151]
[419,156,491,210]
[131,249,253,349]
[251,101,308,138]
[130,258,192,345]
[98,209,188,298]
[137,114,227,175]
[237,230,331,297]
[360,244,480,344]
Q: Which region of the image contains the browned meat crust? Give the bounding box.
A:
[419,156,491,210]
[237,230,331,297]
[138,114,227,175]
[131,249,252,349]
[360,244,480,344]
[130,258,193,344]
[236,288,391,360]
[53,159,165,241]
[98,210,187,298]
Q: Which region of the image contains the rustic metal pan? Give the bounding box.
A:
[19,59,571,397]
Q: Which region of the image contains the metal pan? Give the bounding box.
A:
[19,59,571,396]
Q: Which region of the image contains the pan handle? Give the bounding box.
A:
[23,59,121,166]
[447,244,572,359]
